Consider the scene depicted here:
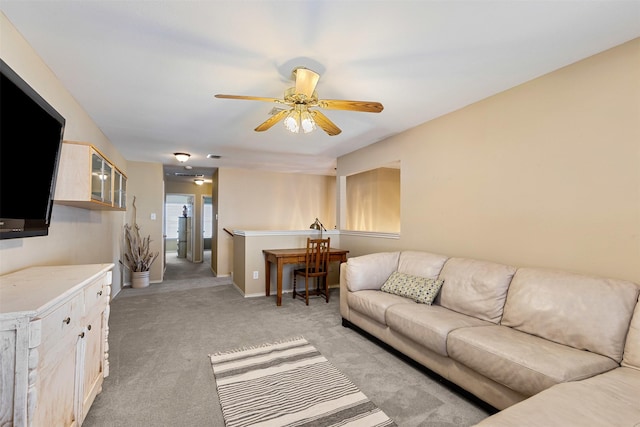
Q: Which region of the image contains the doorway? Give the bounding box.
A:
[165,194,195,264]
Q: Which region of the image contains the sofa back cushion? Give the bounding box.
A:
[397,251,449,279]
[502,268,640,362]
[438,258,516,323]
[346,252,400,292]
[622,296,640,369]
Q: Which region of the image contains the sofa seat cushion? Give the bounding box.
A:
[501,267,639,363]
[386,303,491,356]
[473,367,640,427]
[347,290,414,325]
[448,325,619,397]
[438,258,516,323]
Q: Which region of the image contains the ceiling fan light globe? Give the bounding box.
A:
[300,110,316,133]
[283,111,300,133]
[301,119,316,133]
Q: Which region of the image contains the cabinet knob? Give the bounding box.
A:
[79,332,85,338]
[97,290,103,296]
[63,317,71,325]
[87,324,92,331]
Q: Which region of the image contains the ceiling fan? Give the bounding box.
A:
[215,67,383,136]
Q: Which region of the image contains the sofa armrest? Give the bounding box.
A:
[340,262,350,320]
[345,252,400,292]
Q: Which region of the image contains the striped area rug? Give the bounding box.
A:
[209,336,396,427]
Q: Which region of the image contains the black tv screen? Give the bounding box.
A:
[0,59,66,239]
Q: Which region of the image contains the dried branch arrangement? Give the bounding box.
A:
[124,196,159,272]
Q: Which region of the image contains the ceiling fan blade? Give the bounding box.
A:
[254,109,290,132]
[317,99,384,113]
[311,110,342,136]
[215,94,283,103]
[294,68,320,98]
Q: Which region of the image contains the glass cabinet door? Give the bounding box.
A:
[102,161,112,205]
[121,175,127,208]
[91,152,103,201]
[114,170,127,209]
[91,150,113,205]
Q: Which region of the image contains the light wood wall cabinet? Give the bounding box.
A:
[55,141,127,210]
[0,264,114,427]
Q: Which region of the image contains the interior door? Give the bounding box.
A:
[201,195,213,263]
[186,216,193,261]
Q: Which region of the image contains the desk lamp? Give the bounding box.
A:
[310,218,327,238]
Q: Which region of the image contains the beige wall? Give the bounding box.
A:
[338,38,640,284]
[234,231,342,297]
[125,162,164,284]
[346,167,400,232]
[215,168,336,277]
[0,13,129,294]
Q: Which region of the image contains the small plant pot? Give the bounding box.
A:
[131,271,150,288]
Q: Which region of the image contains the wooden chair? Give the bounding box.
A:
[293,237,331,305]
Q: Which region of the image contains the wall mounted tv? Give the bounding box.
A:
[0,59,66,239]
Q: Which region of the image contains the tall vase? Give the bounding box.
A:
[131,270,150,288]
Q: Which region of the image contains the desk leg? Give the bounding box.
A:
[265,259,271,297]
[276,259,284,306]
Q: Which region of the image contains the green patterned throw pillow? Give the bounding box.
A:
[381,271,444,305]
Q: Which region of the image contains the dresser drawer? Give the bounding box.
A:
[84,275,108,314]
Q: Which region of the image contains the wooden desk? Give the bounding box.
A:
[263,247,349,306]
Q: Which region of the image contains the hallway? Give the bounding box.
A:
[163,249,213,281]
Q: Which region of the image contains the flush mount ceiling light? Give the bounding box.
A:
[194,178,205,186]
[174,152,191,163]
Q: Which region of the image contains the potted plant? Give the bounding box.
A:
[124,196,159,288]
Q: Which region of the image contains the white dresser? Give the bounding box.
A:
[0,264,114,427]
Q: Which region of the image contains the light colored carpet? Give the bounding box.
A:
[162,250,215,281]
[210,337,396,427]
[82,253,492,426]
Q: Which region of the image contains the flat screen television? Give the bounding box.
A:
[0,59,66,239]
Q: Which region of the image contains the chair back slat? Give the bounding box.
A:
[305,237,330,276]
[293,237,331,304]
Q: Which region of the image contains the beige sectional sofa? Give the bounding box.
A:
[339,251,640,426]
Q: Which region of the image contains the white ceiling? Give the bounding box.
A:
[2,1,639,181]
